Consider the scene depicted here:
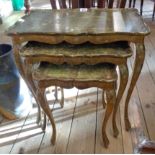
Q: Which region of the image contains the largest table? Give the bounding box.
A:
[7,8,150,131]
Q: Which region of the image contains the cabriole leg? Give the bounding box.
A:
[125,43,145,131]
[102,90,106,109]
[102,89,116,148]
[36,87,56,144]
[112,63,129,137]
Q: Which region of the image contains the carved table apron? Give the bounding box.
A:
[7,8,150,132]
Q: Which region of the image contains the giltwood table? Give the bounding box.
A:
[7,8,150,136]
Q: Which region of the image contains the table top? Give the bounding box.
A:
[7,8,150,37]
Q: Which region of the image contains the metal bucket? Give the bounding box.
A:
[0,44,31,119]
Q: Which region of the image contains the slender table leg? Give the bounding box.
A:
[42,113,47,132]
[54,86,58,100]
[12,42,25,80]
[119,0,127,8]
[133,0,136,7]
[128,0,132,7]
[125,43,145,131]
[140,0,144,15]
[36,87,56,145]
[60,88,64,108]
[112,63,129,137]
[102,90,106,109]
[98,0,105,8]
[13,40,41,124]
[24,61,42,124]
[152,3,155,21]
[102,89,116,148]
[54,87,64,107]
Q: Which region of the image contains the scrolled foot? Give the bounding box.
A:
[51,134,56,145]
[102,132,109,148]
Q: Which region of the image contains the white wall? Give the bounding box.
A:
[0,0,13,23]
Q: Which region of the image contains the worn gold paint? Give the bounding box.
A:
[7,9,150,36]
[7,8,150,148]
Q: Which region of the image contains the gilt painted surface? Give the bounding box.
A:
[7,9,150,36]
[21,41,132,58]
[33,63,116,81]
